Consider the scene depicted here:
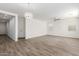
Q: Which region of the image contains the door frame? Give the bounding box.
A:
[0,10,18,41]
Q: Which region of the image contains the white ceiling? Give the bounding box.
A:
[0,3,79,20]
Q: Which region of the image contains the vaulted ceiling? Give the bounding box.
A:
[0,3,79,20]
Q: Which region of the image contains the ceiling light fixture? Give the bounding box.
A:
[24,2,33,19]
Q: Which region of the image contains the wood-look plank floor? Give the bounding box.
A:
[0,35,79,56]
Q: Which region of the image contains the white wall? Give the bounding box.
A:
[18,17,25,38]
[26,18,47,39]
[0,22,6,34]
[6,17,16,40]
[18,16,47,39]
[48,17,79,38]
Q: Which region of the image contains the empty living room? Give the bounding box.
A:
[0,0,79,57]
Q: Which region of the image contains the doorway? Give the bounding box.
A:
[0,10,18,41]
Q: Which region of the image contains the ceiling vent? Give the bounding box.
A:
[54,17,63,21]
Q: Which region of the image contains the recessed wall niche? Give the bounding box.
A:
[68,25,76,31]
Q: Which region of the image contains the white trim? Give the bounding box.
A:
[0,10,17,16]
[25,16,27,39]
[15,15,18,42]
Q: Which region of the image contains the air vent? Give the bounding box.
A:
[54,17,62,21]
